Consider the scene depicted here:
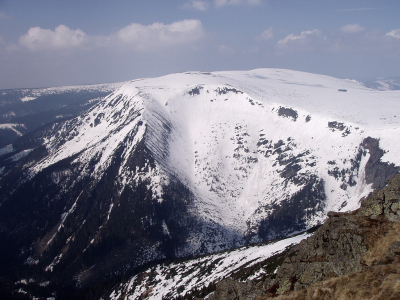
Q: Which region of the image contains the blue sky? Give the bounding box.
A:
[0,0,399,88]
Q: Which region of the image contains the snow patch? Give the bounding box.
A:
[21,96,37,102]
[0,144,13,156]
[0,123,26,136]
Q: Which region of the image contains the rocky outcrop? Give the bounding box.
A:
[362,137,400,189]
[204,174,400,300]
[358,173,400,221]
[260,262,400,300]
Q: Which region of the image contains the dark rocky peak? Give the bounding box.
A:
[214,87,243,95]
[277,107,298,121]
[327,121,351,137]
[188,86,204,96]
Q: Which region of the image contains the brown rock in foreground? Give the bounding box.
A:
[202,174,400,300]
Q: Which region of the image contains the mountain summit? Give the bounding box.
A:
[0,69,399,291]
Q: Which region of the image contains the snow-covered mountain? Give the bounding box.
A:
[0,68,399,294]
[363,77,400,91]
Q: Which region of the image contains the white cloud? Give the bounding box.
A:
[215,0,261,7]
[340,24,365,34]
[0,11,11,20]
[248,46,260,53]
[117,19,204,51]
[182,0,261,9]
[218,44,235,54]
[19,25,86,51]
[335,8,376,12]
[386,29,400,39]
[277,29,323,47]
[0,34,6,52]
[247,0,262,4]
[16,20,204,53]
[182,0,209,11]
[259,27,273,40]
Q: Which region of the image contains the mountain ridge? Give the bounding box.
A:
[1,68,400,297]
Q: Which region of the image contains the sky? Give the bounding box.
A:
[0,0,399,89]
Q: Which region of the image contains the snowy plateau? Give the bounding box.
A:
[1,68,400,298]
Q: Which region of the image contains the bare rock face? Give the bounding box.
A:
[259,262,400,300]
[203,174,400,300]
[358,173,400,221]
[362,137,400,190]
[200,279,261,300]
[272,214,366,293]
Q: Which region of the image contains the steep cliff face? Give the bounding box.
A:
[204,174,400,300]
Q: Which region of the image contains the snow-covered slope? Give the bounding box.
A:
[109,231,311,300]
[1,68,400,289]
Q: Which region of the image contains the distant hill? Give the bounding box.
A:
[363,77,400,91]
[0,82,125,147]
